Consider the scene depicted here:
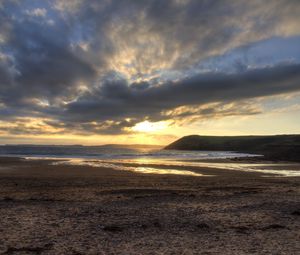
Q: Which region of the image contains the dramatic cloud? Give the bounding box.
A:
[62,63,300,124]
[0,0,300,138]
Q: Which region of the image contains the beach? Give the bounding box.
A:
[0,157,299,254]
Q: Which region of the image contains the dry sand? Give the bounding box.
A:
[0,157,299,254]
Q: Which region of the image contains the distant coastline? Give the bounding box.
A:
[165,134,300,162]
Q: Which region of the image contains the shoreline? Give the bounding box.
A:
[0,156,299,254]
[9,155,300,177]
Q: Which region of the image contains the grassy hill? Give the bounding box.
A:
[165,135,300,162]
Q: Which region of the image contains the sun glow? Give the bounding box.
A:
[131,120,168,133]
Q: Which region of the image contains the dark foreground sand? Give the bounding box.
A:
[0,157,299,255]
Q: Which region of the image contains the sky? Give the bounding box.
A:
[0,0,300,145]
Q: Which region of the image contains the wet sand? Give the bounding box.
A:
[0,157,299,254]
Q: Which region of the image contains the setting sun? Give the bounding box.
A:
[131,121,168,133]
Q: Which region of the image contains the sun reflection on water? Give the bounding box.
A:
[51,157,300,177]
[53,159,205,176]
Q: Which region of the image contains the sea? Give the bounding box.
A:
[0,144,299,177]
[0,144,254,160]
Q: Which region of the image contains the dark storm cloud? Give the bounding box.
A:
[64,63,300,123]
[0,1,96,106]
[0,0,300,135]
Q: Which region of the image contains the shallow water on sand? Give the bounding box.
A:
[52,157,300,177]
[2,145,298,177]
[53,159,207,177]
